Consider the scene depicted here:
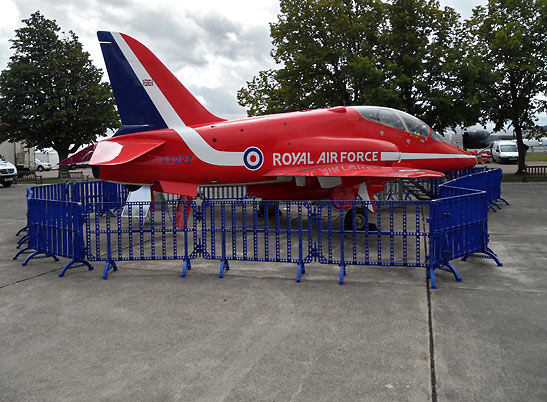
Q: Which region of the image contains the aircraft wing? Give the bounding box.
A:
[264,163,445,179]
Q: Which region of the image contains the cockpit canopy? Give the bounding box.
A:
[352,106,431,138]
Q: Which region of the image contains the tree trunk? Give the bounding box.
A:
[55,148,70,178]
[514,123,526,175]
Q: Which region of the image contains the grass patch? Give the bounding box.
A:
[502,174,524,182]
[526,154,547,162]
[502,173,547,182]
[41,177,62,184]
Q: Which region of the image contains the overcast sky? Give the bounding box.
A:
[1,0,514,124]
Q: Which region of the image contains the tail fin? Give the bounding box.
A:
[98,31,224,136]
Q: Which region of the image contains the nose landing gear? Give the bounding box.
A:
[344,207,378,231]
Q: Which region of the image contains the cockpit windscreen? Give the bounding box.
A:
[352,106,431,138]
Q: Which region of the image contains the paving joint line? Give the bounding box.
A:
[427,277,437,402]
[0,267,62,290]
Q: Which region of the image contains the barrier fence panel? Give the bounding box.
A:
[71,181,128,207]
[15,169,505,287]
[31,182,70,201]
[428,184,502,288]
[13,197,92,276]
[85,200,199,279]
[315,200,430,284]
[443,168,507,210]
[200,200,314,281]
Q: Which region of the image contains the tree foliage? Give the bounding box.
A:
[381,0,470,129]
[237,0,473,132]
[238,0,546,142]
[467,0,547,174]
[238,0,389,115]
[0,11,119,167]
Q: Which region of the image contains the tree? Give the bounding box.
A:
[0,11,119,172]
[237,0,471,133]
[467,0,547,174]
[238,0,392,116]
[381,0,478,130]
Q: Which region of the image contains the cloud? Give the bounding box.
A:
[188,85,248,120]
[438,0,487,19]
[1,0,279,119]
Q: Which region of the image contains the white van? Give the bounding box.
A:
[0,153,18,187]
[491,140,519,163]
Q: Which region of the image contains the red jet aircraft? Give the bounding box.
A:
[91,32,476,219]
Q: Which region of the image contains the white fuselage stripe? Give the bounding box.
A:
[381,152,474,162]
[112,33,244,166]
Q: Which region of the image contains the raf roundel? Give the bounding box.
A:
[243,147,264,171]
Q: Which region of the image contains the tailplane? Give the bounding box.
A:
[98,31,224,136]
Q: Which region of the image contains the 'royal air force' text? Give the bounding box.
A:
[272,151,378,166]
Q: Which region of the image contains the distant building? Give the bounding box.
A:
[0,141,35,170]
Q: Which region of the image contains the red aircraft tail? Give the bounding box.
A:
[98,31,224,136]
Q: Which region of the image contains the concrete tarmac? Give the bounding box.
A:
[1,181,546,401]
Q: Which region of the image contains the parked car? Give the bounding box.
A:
[35,159,52,172]
[491,140,519,163]
[0,153,18,187]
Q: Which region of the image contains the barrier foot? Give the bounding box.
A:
[497,197,509,206]
[339,263,346,285]
[425,267,437,289]
[16,226,28,236]
[22,251,59,266]
[13,247,32,261]
[219,259,229,278]
[102,259,118,280]
[59,259,94,277]
[446,263,462,282]
[462,248,503,266]
[181,258,191,278]
[427,267,437,289]
[17,234,29,248]
[490,201,501,210]
[296,261,305,283]
[485,247,503,266]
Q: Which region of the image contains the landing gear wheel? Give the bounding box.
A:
[344,207,377,231]
[258,203,282,217]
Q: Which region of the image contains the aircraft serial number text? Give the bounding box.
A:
[161,155,193,165]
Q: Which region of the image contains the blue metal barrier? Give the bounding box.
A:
[13,197,92,276]
[426,173,504,288]
[15,170,506,288]
[379,167,491,202]
[71,180,128,205]
[444,168,508,211]
[316,200,429,284]
[84,200,199,279]
[31,182,70,201]
[201,200,314,281]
